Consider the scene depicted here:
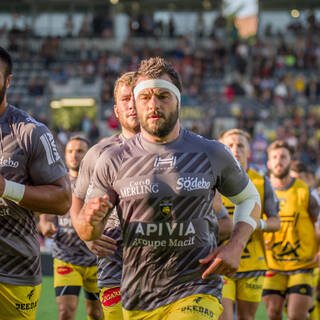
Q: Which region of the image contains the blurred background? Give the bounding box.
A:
[1,0,320,177]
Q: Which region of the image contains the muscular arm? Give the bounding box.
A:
[201,180,261,278]
[308,188,320,223]
[77,196,113,241]
[0,175,71,215]
[70,194,85,232]
[258,176,280,232]
[217,213,233,242]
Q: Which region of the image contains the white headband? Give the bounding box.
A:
[134,79,181,105]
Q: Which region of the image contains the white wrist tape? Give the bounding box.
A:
[134,79,181,106]
[259,219,267,231]
[228,180,261,230]
[2,179,25,202]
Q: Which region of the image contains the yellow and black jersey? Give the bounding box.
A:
[222,168,279,277]
[264,178,318,272]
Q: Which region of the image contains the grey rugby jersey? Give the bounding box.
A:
[87,128,249,311]
[0,104,67,286]
[52,175,97,267]
[74,134,124,288]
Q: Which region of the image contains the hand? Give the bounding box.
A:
[38,221,57,238]
[199,241,243,279]
[85,234,118,257]
[84,195,113,225]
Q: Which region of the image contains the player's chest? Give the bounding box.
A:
[0,133,27,177]
[113,152,216,200]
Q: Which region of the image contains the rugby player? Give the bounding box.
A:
[0,46,71,320]
[290,160,320,320]
[219,129,280,320]
[263,140,320,320]
[70,72,140,320]
[38,136,103,320]
[76,57,261,320]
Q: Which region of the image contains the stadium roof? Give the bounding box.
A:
[0,0,319,13]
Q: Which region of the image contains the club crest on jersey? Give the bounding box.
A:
[160,200,172,217]
[154,155,176,170]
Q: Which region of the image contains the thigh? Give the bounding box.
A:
[236,300,259,320]
[236,276,264,303]
[262,272,287,316]
[263,271,288,297]
[166,294,223,320]
[0,282,41,320]
[287,293,313,320]
[82,264,99,294]
[222,276,236,302]
[100,286,123,320]
[54,259,83,288]
[287,273,313,319]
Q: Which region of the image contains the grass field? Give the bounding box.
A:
[36,276,279,319]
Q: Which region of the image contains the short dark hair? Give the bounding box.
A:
[291,160,309,174]
[0,47,13,79]
[135,57,182,92]
[68,135,90,148]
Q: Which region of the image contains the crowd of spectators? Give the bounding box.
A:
[1,11,320,182]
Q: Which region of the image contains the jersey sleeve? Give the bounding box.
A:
[27,124,67,185]
[214,143,249,197]
[85,149,118,206]
[73,145,98,200]
[308,187,320,220]
[263,176,280,217]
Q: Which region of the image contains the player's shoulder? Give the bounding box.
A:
[98,133,138,162]
[182,129,225,151]
[87,134,121,157]
[6,104,50,136]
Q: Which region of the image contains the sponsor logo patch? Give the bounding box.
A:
[265,271,276,278]
[101,287,121,307]
[154,155,176,170]
[27,289,35,300]
[120,178,159,198]
[57,266,73,275]
[181,304,215,319]
[0,156,19,168]
[16,301,38,312]
[176,177,210,192]
[40,132,61,165]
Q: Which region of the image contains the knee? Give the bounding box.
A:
[287,310,308,320]
[87,307,103,320]
[266,307,282,320]
[58,306,77,320]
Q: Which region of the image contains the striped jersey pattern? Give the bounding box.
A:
[0,104,67,286]
[88,129,249,311]
[52,175,97,266]
[74,134,124,287]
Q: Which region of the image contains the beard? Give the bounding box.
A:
[139,104,179,138]
[121,117,140,135]
[67,163,80,172]
[118,113,140,134]
[270,164,291,179]
[0,79,7,105]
